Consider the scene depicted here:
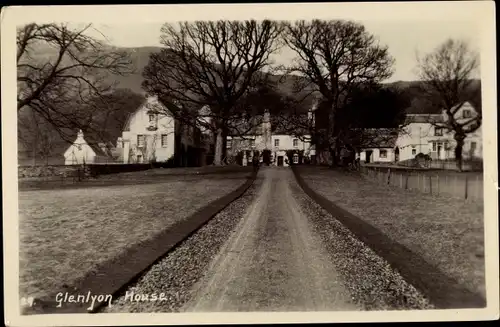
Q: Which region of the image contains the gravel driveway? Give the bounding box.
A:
[105,167,432,313]
[184,167,359,312]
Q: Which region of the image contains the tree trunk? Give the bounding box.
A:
[454,134,465,172]
[213,128,224,166]
[329,147,336,168]
[221,127,228,165]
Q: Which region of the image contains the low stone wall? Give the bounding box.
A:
[18,165,81,178]
[18,164,152,179]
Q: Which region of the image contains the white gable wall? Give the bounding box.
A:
[120,96,176,164]
[64,131,97,165]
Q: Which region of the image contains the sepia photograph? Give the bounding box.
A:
[2,1,498,326]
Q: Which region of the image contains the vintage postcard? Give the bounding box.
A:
[2,1,498,326]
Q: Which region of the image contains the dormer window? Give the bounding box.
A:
[149,114,156,122]
[435,127,443,136]
[463,110,471,119]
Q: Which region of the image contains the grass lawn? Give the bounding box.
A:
[297,166,485,298]
[18,170,251,300]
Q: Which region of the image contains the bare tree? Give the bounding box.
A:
[18,107,59,166]
[416,38,481,171]
[17,23,133,142]
[142,20,284,165]
[283,20,395,166]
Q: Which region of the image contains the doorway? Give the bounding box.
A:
[365,150,373,163]
[437,143,443,160]
[277,156,284,166]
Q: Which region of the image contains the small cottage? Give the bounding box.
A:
[64,130,114,165]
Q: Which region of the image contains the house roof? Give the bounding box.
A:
[359,128,399,149]
[404,114,445,124]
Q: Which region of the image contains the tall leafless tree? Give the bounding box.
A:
[18,107,59,166]
[142,20,284,165]
[17,23,133,142]
[283,20,395,166]
[416,38,481,171]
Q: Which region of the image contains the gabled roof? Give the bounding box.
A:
[122,95,174,132]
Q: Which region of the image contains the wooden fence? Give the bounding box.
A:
[360,166,484,202]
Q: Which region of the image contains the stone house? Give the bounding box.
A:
[116,95,209,166]
[226,108,316,167]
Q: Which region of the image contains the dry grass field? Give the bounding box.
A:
[297,166,485,298]
[18,170,251,300]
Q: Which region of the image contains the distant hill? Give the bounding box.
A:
[29,43,481,104]
[109,46,162,94]
[19,43,481,165]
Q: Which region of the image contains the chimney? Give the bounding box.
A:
[75,129,86,145]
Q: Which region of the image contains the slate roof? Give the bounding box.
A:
[404,114,445,124]
[359,128,399,149]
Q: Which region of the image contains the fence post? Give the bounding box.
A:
[387,168,391,185]
[476,174,480,199]
[429,175,432,195]
[417,173,420,190]
[454,175,458,198]
[465,175,468,199]
[437,175,440,195]
[405,173,409,190]
[400,173,403,188]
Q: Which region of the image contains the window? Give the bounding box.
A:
[274,139,280,147]
[293,138,298,147]
[463,110,471,118]
[161,134,168,148]
[249,139,255,147]
[149,114,155,122]
[227,139,232,148]
[293,153,299,164]
[432,142,437,151]
[434,127,443,136]
[470,141,477,153]
[137,155,143,163]
[379,150,387,158]
[412,148,417,155]
[137,135,145,147]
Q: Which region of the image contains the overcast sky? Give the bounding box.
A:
[88,19,480,83]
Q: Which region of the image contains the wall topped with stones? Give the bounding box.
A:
[18,164,152,179]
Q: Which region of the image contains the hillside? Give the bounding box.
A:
[28,43,481,103]
[18,44,481,165]
[110,46,162,94]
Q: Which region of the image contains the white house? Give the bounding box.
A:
[226,108,315,167]
[64,130,112,165]
[359,101,482,164]
[359,129,399,164]
[117,95,208,166]
[395,101,482,162]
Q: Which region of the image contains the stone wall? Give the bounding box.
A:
[18,164,152,179]
[18,165,82,178]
